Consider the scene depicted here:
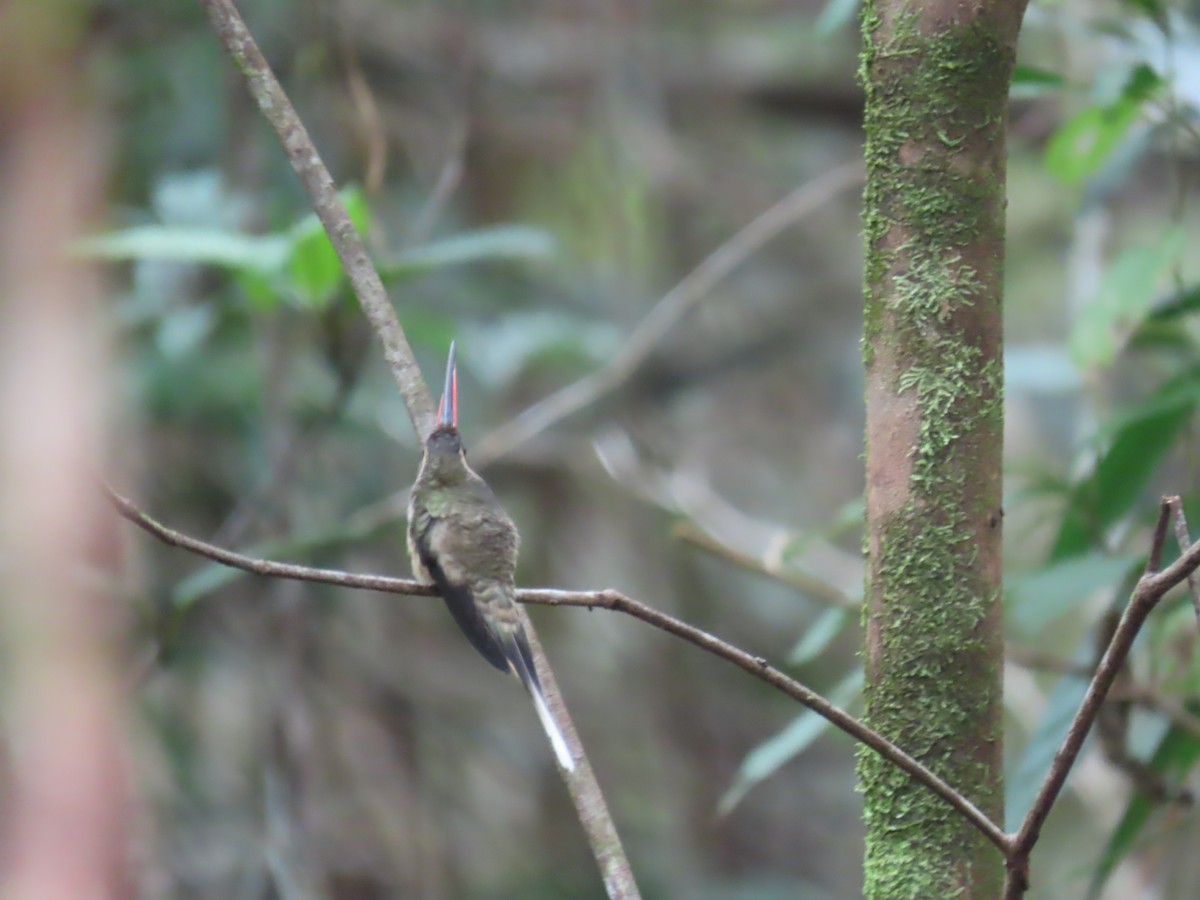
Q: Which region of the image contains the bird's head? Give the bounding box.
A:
[422,341,469,481]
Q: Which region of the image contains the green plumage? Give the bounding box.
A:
[408,426,523,673]
[408,412,574,771]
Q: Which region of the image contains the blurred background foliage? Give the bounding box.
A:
[84,0,1200,897]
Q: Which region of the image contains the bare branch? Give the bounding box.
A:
[1147,497,1173,574]
[1145,514,1200,597]
[1167,496,1200,626]
[192,4,634,894]
[471,161,864,466]
[1004,497,1200,897]
[195,0,434,439]
[106,483,436,597]
[524,587,1009,855]
[107,485,1009,857]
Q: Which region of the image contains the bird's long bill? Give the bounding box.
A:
[438,340,458,427]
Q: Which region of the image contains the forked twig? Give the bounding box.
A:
[1168,497,1200,626]
[1003,497,1200,896]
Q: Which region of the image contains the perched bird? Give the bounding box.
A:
[407,342,575,772]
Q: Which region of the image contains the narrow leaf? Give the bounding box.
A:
[1069,228,1187,369]
[75,226,287,273]
[378,226,556,280]
[1011,65,1065,100]
[1087,708,1200,895]
[718,670,863,816]
[1052,404,1193,559]
[1006,646,1093,830]
[1006,554,1140,633]
[1045,67,1162,186]
[285,187,371,310]
[788,607,852,666]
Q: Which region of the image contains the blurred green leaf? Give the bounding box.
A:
[80,203,552,318]
[233,267,283,313]
[788,607,852,666]
[718,670,863,817]
[1119,0,1165,22]
[1098,365,1200,440]
[1045,103,1141,185]
[378,226,556,280]
[1006,554,1139,633]
[75,225,287,273]
[1011,65,1065,100]
[398,309,461,350]
[285,187,370,310]
[1087,708,1200,896]
[1069,227,1186,370]
[286,224,344,309]
[460,310,619,387]
[1045,66,1162,185]
[1012,65,1064,88]
[1146,285,1200,323]
[1006,646,1092,831]
[1052,403,1193,559]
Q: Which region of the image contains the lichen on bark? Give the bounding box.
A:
[859,1,1023,897]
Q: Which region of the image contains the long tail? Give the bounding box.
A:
[530,685,575,772]
[505,632,576,772]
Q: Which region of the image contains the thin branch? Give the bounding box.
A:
[1144,502,1200,595]
[192,4,634,895]
[106,484,1009,857]
[1168,496,1200,626]
[195,0,434,439]
[523,588,1009,855]
[1147,498,1172,574]
[106,484,435,597]
[471,161,864,466]
[1004,496,1200,897]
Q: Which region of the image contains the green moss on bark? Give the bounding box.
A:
[859,2,1014,898]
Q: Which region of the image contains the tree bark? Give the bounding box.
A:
[859,2,1026,897]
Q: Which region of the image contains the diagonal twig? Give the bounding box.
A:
[1003,496,1200,897]
[1147,498,1173,574]
[196,0,434,439]
[193,3,634,895]
[106,483,1009,856]
[1167,496,1200,626]
[471,161,864,466]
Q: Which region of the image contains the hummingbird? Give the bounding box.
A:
[407,342,575,772]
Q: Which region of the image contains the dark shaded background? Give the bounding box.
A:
[79,1,1200,897]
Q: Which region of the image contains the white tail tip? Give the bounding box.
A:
[531,688,575,772]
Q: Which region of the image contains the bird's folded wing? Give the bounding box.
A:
[414,515,509,673]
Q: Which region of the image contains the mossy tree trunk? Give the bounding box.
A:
[859,2,1027,897]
